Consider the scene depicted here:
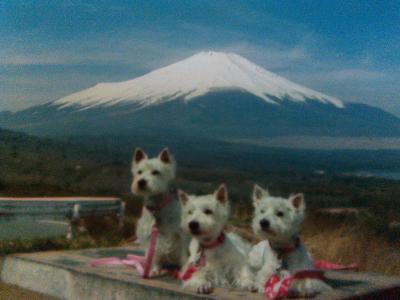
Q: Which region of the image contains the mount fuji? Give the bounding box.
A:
[1,51,400,139]
[54,51,344,110]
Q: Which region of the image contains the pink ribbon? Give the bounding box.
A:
[264,261,358,299]
[90,225,159,278]
[315,260,358,271]
[265,274,294,299]
[178,265,198,281]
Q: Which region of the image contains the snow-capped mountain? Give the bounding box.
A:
[1,51,400,138]
[53,51,343,110]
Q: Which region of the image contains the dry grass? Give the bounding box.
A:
[230,206,400,277]
[302,212,400,276]
[1,205,399,279]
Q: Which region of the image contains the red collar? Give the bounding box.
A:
[271,237,301,259]
[201,232,226,250]
[145,195,172,213]
[180,232,225,280]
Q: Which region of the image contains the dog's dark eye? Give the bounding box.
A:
[138,170,143,175]
[204,209,213,215]
[188,210,193,215]
[152,170,161,175]
[260,209,265,214]
[276,211,284,217]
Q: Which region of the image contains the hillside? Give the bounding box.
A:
[1,127,400,210]
[0,128,131,196]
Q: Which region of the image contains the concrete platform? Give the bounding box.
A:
[1,247,400,299]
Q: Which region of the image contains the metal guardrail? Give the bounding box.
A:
[0,197,125,239]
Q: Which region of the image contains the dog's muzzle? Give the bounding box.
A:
[137,179,147,191]
[260,219,270,230]
[189,221,200,235]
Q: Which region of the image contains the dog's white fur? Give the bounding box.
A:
[250,185,332,297]
[131,148,187,276]
[248,239,280,293]
[178,185,255,294]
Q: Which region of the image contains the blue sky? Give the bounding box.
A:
[1,0,399,115]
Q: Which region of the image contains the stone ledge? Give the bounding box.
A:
[1,247,400,299]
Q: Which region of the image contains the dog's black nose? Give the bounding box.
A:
[138,179,147,190]
[189,221,200,234]
[260,219,270,229]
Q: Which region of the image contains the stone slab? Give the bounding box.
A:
[1,246,400,299]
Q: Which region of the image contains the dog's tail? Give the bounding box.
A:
[227,232,252,256]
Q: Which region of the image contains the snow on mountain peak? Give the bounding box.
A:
[54,51,344,109]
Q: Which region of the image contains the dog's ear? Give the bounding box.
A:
[214,184,228,204]
[133,148,147,164]
[158,148,172,164]
[178,189,189,206]
[289,193,305,212]
[252,184,268,205]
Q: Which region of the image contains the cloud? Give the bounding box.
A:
[2,36,398,116]
[0,1,398,116]
[283,66,400,116]
[300,68,386,83]
[219,42,311,70]
[1,29,196,74]
[220,41,399,117]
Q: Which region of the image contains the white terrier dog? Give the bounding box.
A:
[250,185,332,297]
[131,148,187,276]
[178,185,254,294]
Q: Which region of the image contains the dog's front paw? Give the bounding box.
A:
[256,277,269,293]
[238,279,257,292]
[287,288,317,298]
[149,265,168,277]
[238,266,257,292]
[247,284,258,293]
[197,281,213,294]
[239,277,258,292]
[289,279,332,298]
[256,271,276,293]
[184,278,213,294]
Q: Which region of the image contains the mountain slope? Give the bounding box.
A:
[53,51,343,110]
[0,51,399,138]
[2,90,399,138]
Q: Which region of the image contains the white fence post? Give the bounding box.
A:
[67,204,81,239]
[118,201,125,228]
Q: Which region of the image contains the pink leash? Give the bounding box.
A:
[264,261,358,299]
[90,225,159,278]
[90,196,173,278]
[314,260,358,271]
